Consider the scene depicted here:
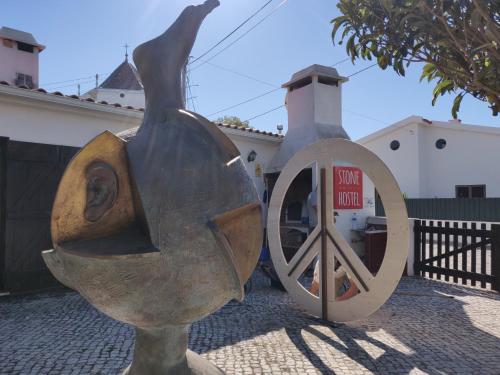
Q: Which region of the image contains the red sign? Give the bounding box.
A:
[334,166,363,209]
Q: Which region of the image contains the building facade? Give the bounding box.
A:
[358,116,500,199]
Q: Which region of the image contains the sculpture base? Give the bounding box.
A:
[122,325,224,375]
[123,350,224,375]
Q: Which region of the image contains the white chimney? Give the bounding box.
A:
[266,64,349,173]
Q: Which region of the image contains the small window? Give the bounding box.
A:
[15,73,34,88]
[17,42,35,53]
[456,185,486,198]
[390,140,400,151]
[436,139,447,149]
[120,93,125,98]
[2,39,13,48]
[471,185,486,198]
[456,186,469,198]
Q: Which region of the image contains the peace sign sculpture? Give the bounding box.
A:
[267,139,409,323]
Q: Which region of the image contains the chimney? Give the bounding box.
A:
[0,27,45,89]
[266,65,349,174]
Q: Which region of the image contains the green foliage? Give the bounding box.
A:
[332,0,500,118]
[216,116,250,128]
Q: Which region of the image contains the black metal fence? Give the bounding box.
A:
[376,197,500,222]
[414,220,500,291]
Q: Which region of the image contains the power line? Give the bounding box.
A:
[48,78,96,91]
[190,0,275,65]
[41,75,94,87]
[244,104,285,122]
[224,62,381,124]
[204,61,278,88]
[343,108,389,125]
[347,63,377,78]
[41,72,112,87]
[332,57,350,67]
[191,0,289,71]
[199,57,351,92]
[208,87,282,118]
[206,57,366,118]
[186,62,197,112]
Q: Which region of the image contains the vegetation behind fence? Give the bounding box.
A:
[376,197,500,222]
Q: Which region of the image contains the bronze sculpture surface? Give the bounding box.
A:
[43,1,263,373]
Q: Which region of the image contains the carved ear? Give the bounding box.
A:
[51,131,136,245]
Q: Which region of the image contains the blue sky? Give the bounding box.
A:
[2,0,498,140]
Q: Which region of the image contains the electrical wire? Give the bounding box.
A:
[204,61,278,88]
[229,63,381,123]
[347,63,377,78]
[41,75,94,87]
[186,71,197,112]
[48,79,96,91]
[41,72,112,87]
[191,0,289,71]
[343,108,389,125]
[208,87,282,118]
[190,0,275,65]
[244,104,285,122]
[206,58,371,119]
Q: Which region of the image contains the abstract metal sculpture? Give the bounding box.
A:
[43,1,263,374]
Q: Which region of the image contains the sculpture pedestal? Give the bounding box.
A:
[123,325,224,375]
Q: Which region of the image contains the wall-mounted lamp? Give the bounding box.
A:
[277,124,284,135]
[247,150,257,163]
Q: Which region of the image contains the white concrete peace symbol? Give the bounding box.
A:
[267,138,409,323]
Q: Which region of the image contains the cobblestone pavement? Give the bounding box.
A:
[1,272,499,375]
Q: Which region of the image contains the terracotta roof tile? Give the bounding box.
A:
[1,84,282,138]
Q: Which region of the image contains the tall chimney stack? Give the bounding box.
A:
[266,65,349,174]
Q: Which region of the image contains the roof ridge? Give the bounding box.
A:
[0,82,283,138]
[99,60,143,91]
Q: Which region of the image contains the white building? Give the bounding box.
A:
[0,27,45,89]
[3,26,499,291]
[358,116,500,199]
[82,56,146,108]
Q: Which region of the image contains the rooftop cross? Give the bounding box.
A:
[124,44,129,61]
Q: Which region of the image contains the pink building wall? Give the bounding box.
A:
[0,40,40,87]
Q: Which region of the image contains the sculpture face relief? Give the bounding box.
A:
[42,2,262,374]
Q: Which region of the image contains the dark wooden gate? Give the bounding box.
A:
[0,138,78,292]
[414,220,500,292]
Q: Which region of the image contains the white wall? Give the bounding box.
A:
[0,41,39,86]
[229,132,281,200]
[0,95,141,147]
[361,122,421,198]
[85,88,146,108]
[286,83,314,131]
[360,120,500,199]
[314,80,342,127]
[0,90,281,196]
[419,125,500,198]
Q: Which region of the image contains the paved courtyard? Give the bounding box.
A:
[1,271,499,375]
